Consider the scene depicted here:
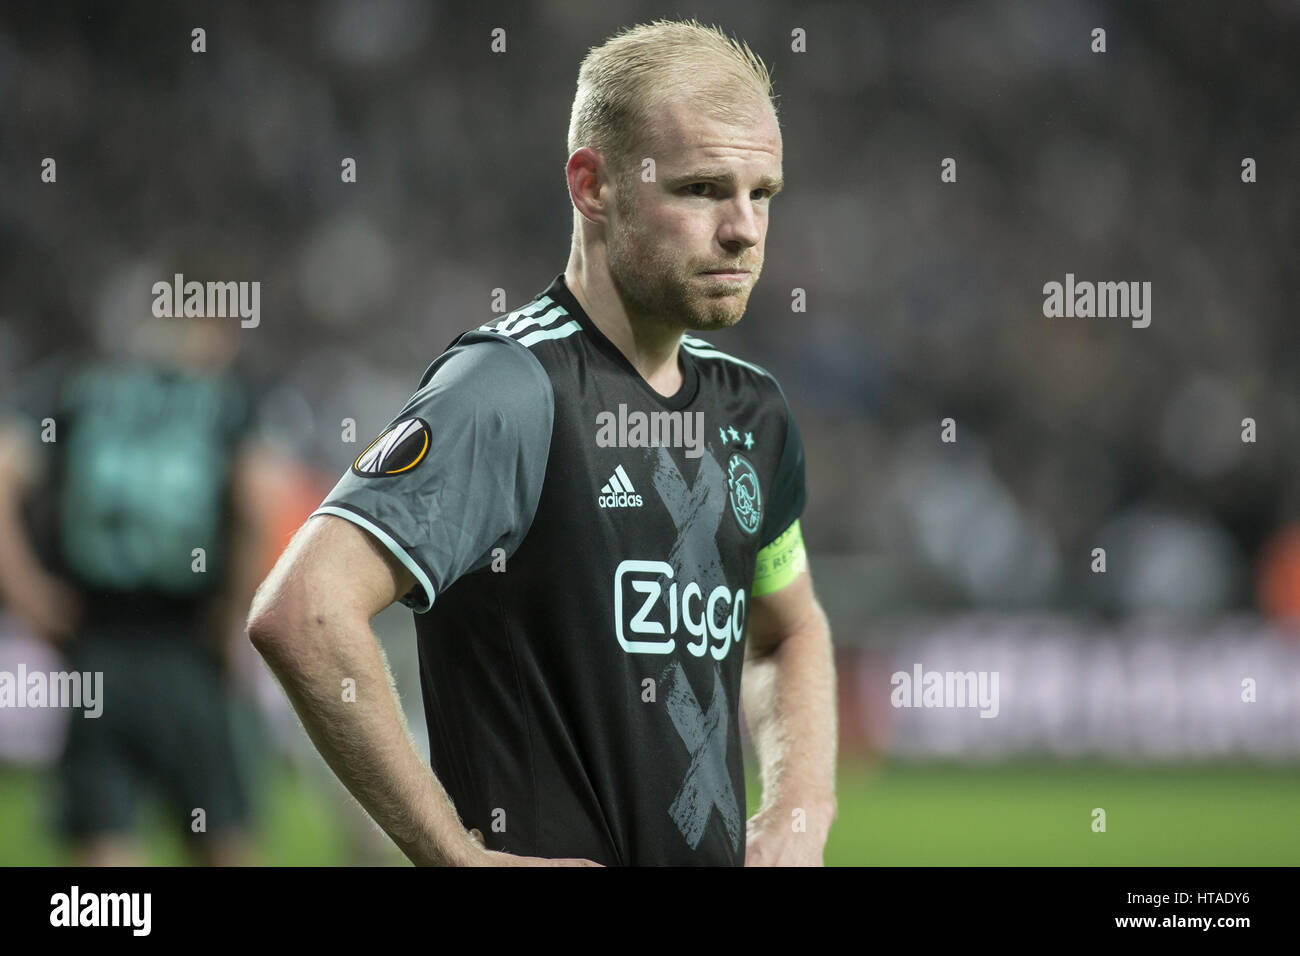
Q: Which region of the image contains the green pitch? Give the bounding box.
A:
[1,760,1297,865]
[787,761,1300,866]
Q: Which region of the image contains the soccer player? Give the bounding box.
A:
[247,18,837,866]
[0,311,271,866]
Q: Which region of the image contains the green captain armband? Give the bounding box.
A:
[752,520,807,597]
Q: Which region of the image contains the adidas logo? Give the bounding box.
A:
[598,464,643,509]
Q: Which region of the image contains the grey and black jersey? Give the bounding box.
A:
[313,272,807,866]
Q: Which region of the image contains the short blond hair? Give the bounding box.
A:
[567,18,777,183]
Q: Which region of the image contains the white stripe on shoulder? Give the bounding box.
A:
[679,336,771,377]
[479,295,558,333]
[500,304,568,338]
[517,320,582,348]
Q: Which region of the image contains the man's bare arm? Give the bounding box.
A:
[740,567,838,865]
[246,513,598,867]
[0,420,81,643]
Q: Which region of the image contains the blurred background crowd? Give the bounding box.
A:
[0,0,1297,865]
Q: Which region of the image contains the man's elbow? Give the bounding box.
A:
[245,574,316,660]
[246,573,365,665]
[245,580,289,655]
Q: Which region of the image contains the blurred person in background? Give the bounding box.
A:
[0,307,277,865]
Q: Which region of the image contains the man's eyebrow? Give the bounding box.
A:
[668,167,784,194]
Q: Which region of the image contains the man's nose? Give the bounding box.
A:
[717,197,762,249]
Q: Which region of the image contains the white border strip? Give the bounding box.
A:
[311,506,436,612]
[680,340,770,377]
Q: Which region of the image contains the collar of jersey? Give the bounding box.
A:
[543,273,700,412]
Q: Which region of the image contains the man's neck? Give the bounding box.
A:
[564,264,684,399]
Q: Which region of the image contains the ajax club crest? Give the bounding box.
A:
[726,453,762,535]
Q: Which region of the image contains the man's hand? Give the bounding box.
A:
[13,572,83,647]
[445,828,603,867]
[250,515,606,869]
[467,849,604,867]
[741,556,839,867]
[744,799,834,866]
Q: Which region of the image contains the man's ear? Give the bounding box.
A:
[567,147,613,225]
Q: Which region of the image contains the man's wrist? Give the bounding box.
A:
[405,828,480,866]
[756,789,837,832]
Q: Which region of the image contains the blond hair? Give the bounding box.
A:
[567,18,777,183]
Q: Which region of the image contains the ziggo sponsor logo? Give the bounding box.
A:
[614,560,744,659]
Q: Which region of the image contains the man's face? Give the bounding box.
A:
[604,90,783,333]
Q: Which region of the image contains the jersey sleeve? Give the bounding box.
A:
[758,383,807,550]
[310,332,554,613]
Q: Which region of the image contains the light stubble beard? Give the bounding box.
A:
[605,183,759,334]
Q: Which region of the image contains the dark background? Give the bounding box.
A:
[1,1,1297,865]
